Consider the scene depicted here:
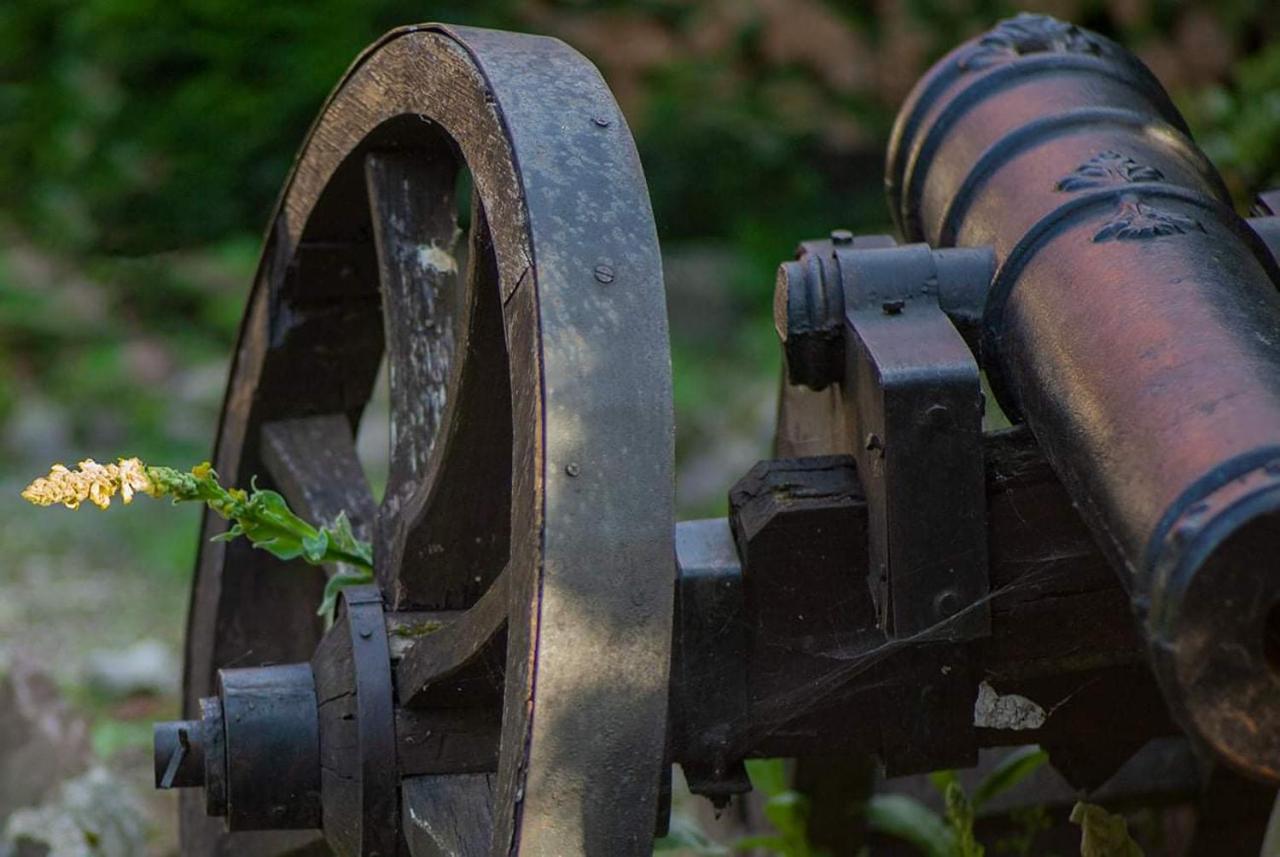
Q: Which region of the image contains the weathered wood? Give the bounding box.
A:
[310,589,397,857]
[397,566,509,707]
[311,613,359,857]
[396,708,500,775]
[262,414,376,543]
[401,774,495,857]
[382,204,512,610]
[365,151,461,557]
[727,430,1162,780]
[773,364,853,458]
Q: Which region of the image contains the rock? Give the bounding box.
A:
[83,639,179,700]
[0,658,90,819]
[1,768,148,857]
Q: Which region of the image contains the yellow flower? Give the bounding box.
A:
[116,457,154,503]
[21,457,155,511]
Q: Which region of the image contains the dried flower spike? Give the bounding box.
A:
[21,457,373,618]
[21,457,157,510]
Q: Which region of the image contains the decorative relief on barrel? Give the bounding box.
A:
[1093,194,1204,242]
[1056,151,1164,191]
[958,14,1102,71]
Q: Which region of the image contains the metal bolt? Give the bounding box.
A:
[935,589,961,617]
[592,115,611,128]
[593,264,615,284]
[830,229,854,246]
[565,462,581,477]
[864,433,884,453]
[359,628,372,640]
[882,299,905,315]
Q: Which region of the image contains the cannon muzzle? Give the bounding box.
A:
[886,14,1280,777]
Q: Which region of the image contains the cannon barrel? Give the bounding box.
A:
[886,13,1280,778]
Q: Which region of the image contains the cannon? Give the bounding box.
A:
[152,15,1280,856]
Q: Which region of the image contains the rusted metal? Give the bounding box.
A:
[885,11,1280,778]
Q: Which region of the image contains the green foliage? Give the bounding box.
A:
[866,794,956,857]
[1070,803,1143,857]
[0,0,515,253]
[1184,39,1280,204]
[971,747,1049,810]
[996,806,1053,857]
[868,747,1049,857]
[151,462,374,615]
[734,759,824,857]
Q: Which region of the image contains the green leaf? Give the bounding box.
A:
[302,530,329,564]
[324,511,373,568]
[972,747,1048,811]
[929,769,960,796]
[746,758,790,797]
[867,794,955,857]
[318,567,375,619]
[943,782,982,857]
[247,532,305,562]
[210,522,244,543]
[247,488,299,523]
[1070,803,1143,857]
[762,790,810,844]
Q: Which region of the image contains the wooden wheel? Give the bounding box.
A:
[181,24,675,856]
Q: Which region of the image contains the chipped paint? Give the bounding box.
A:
[973,680,1046,730]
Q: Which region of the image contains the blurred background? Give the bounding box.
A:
[1,0,1278,853]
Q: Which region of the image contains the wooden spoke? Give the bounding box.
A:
[365,151,462,538]
[382,201,511,611]
[262,414,376,543]
[396,708,500,775]
[402,775,495,857]
[396,565,510,707]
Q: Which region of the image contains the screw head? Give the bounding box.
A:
[565,462,581,478]
[934,589,961,617]
[830,229,854,246]
[593,264,615,284]
[592,115,611,128]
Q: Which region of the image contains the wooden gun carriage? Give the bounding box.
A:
[152,14,1280,856]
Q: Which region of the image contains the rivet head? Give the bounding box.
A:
[830,229,854,246]
[565,462,581,478]
[924,404,949,428]
[592,115,611,128]
[359,628,373,640]
[593,264,615,284]
[935,589,961,617]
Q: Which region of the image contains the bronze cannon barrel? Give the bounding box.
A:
[886,14,1280,778]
